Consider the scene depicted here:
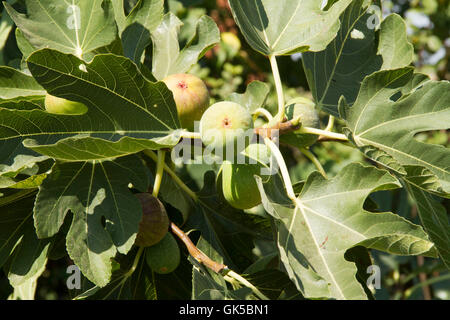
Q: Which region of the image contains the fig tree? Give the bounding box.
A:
[44,94,88,115]
[200,101,254,157]
[219,160,262,210]
[162,73,210,131]
[145,232,180,275]
[134,193,169,248]
[281,97,320,148]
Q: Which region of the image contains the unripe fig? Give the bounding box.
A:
[134,193,169,248]
[145,232,180,274]
[162,73,210,131]
[220,160,262,210]
[200,101,254,156]
[282,97,320,148]
[44,94,88,115]
[221,32,241,52]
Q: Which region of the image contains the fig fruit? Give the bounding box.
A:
[281,97,320,148]
[134,193,169,248]
[145,232,180,274]
[219,160,262,210]
[162,73,210,131]
[200,101,254,157]
[44,94,88,115]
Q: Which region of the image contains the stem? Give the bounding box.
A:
[171,222,270,300]
[152,150,165,198]
[171,222,226,274]
[264,137,296,201]
[298,126,348,141]
[179,131,201,140]
[253,108,274,122]
[143,150,199,202]
[300,147,328,179]
[325,115,335,132]
[269,55,285,122]
[226,270,269,300]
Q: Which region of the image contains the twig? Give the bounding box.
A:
[325,115,335,132]
[143,150,199,202]
[171,222,227,274]
[171,222,270,300]
[152,150,165,198]
[298,126,348,141]
[264,137,296,201]
[253,108,274,122]
[254,120,300,139]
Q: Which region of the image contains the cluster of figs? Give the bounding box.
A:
[44,73,319,274]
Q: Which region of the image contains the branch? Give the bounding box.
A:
[254,119,300,139]
[171,222,227,274]
[171,222,270,300]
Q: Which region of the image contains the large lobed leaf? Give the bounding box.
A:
[34,155,149,287]
[257,163,437,299]
[343,67,450,195]
[4,0,118,59]
[303,0,414,116]
[112,0,164,63]
[0,49,181,164]
[229,0,352,56]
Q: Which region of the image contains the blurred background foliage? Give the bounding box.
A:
[0,0,448,300]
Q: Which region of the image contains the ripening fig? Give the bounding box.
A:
[162,73,210,131]
[219,160,262,210]
[200,101,254,157]
[134,193,169,248]
[44,94,88,115]
[145,233,180,275]
[281,97,320,148]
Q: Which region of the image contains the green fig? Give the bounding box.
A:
[135,193,169,248]
[242,143,271,167]
[163,73,210,131]
[220,160,262,210]
[281,97,320,148]
[44,94,88,115]
[145,233,180,275]
[200,101,254,158]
